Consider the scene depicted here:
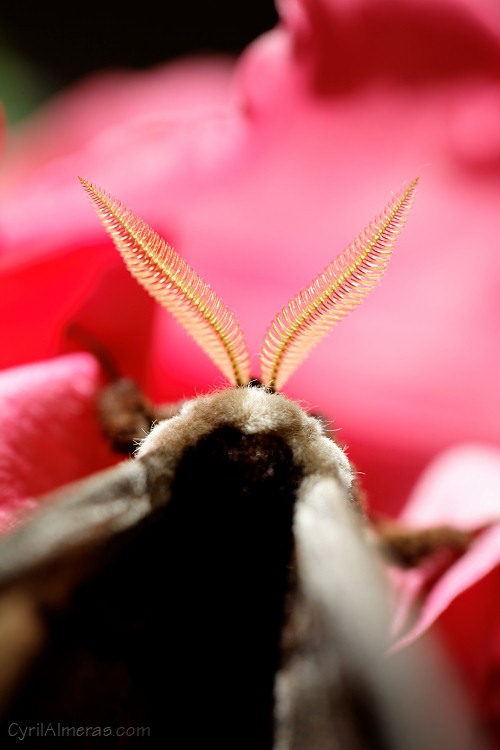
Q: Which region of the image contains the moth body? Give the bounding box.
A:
[0,386,359,748]
[0,384,465,748]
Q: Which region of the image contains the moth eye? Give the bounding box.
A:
[245,377,264,389]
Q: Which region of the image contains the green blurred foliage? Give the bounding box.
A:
[0,2,278,126]
[0,33,58,125]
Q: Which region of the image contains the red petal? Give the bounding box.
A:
[391,445,500,649]
[0,354,118,533]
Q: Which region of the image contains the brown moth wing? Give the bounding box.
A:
[0,458,159,738]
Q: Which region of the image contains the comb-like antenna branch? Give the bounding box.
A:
[260,179,418,390]
[80,179,251,386]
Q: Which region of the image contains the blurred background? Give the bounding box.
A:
[0,1,278,124]
[1,0,500,520]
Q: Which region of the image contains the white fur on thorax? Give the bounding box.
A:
[137,386,354,496]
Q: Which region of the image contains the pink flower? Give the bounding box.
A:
[1,0,500,514]
[389,445,500,747]
[1,0,500,737]
[0,353,117,532]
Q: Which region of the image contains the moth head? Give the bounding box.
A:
[80,177,418,391]
[135,384,358,511]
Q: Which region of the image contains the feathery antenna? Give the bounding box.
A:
[260,179,418,390]
[80,179,251,386]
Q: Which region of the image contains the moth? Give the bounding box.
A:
[0,178,468,749]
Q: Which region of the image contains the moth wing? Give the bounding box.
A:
[274,476,473,750]
[0,455,163,726]
[0,459,156,584]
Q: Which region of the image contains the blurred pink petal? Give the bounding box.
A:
[390,445,500,649]
[386,444,500,746]
[1,58,236,190]
[401,444,500,529]
[0,353,117,533]
[0,0,499,521]
[392,525,500,650]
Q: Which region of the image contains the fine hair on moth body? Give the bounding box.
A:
[0,177,473,750]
